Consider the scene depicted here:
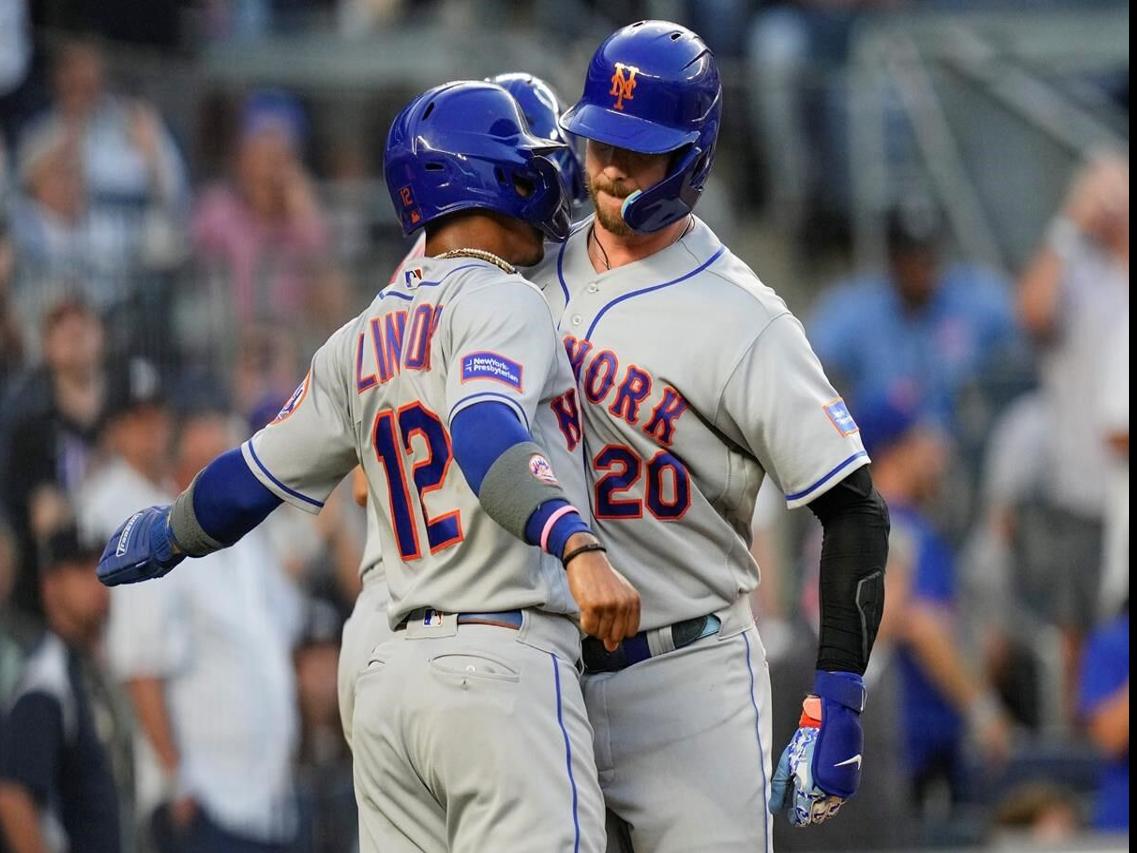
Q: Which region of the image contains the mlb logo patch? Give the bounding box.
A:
[404,267,423,288]
[461,352,523,390]
[824,399,859,436]
[528,454,558,485]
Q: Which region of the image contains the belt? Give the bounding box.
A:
[397,609,524,631]
[581,614,721,674]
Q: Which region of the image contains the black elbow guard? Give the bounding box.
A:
[808,466,890,675]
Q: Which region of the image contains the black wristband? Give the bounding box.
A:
[562,542,606,567]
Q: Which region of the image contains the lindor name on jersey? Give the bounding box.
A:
[354,303,443,393]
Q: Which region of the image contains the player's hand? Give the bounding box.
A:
[563,534,640,652]
[97,506,185,586]
[769,671,865,827]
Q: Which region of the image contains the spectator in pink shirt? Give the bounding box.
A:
[192,91,330,326]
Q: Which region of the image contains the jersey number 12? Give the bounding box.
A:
[372,403,463,561]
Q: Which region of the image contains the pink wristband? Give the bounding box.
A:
[540,506,577,553]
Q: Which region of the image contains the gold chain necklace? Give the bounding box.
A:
[437,248,516,275]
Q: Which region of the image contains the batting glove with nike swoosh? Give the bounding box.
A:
[97,506,185,586]
[769,670,866,826]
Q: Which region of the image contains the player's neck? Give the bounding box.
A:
[424,213,535,268]
[588,216,690,273]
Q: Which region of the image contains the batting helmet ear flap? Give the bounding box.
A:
[620,136,716,233]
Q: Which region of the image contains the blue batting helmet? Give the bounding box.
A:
[561,20,722,233]
[384,81,572,241]
[489,72,588,206]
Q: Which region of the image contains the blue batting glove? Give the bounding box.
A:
[97,506,185,586]
[769,670,865,826]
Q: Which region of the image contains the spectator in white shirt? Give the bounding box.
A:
[14,35,187,307]
[87,404,302,852]
[1016,152,1129,715]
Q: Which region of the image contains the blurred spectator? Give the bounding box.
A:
[861,394,1013,815]
[990,783,1082,847]
[746,1,893,233]
[1077,604,1129,833]
[16,35,187,276]
[77,356,171,532]
[0,515,37,703]
[0,0,40,149]
[809,205,1018,432]
[0,218,24,390]
[192,90,331,328]
[0,524,134,853]
[294,597,356,853]
[6,123,123,316]
[958,393,1054,730]
[2,299,106,620]
[92,408,303,852]
[233,326,304,426]
[1097,313,1128,620]
[1016,153,1129,710]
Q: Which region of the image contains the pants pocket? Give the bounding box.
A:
[429,652,521,684]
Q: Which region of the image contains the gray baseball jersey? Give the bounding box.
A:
[242,256,587,627]
[526,215,864,851]
[526,215,869,629]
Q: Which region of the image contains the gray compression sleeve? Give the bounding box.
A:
[168,472,226,557]
[477,442,573,540]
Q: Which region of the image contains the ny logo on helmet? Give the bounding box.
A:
[609,63,639,111]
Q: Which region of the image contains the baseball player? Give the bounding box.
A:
[95,80,640,852]
[524,21,891,851]
[335,71,592,751]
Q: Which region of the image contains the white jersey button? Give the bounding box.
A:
[587,284,599,293]
[571,314,583,326]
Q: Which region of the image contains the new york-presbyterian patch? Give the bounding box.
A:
[461,352,523,390]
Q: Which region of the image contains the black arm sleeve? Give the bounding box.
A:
[807,466,890,675]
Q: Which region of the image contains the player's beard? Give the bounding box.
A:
[587,173,634,236]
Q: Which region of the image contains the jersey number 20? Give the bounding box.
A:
[373,404,463,561]
[594,445,691,520]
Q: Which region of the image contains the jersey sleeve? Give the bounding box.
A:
[441,278,558,430]
[718,313,869,509]
[242,322,360,514]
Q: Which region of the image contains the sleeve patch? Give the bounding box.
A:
[528,454,559,485]
[824,398,859,437]
[461,352,524,391]
[272,371,310,424]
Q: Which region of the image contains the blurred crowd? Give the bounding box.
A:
[0,1,1129,852]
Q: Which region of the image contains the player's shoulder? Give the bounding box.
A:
[681,219,791,327]
[426,257,554,320]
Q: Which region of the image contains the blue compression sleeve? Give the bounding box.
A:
[524,499,590,560]
[192,448,282,545]
[451,401,589,556]
[451,402,530,493]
